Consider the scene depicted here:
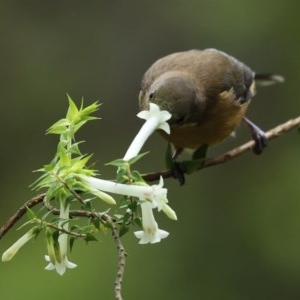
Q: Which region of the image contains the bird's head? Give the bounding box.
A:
[139,71,204,125]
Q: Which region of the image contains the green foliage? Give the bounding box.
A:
[107,152,148,183]
[165,142,208,175]
[29,97,109,253]
[182,144,208,174]
[32,97,100,198]
[25,96,146,260]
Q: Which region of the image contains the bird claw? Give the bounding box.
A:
[252,128,268,155]
[243,117,267,154]
[172,161,186,185]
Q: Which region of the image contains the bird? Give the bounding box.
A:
[138,49,284,184]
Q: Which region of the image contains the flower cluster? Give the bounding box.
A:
[83,102,177,244]
[1,99,177,276]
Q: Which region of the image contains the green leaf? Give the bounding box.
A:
[47,118,70,135]
[26,206,36,220]
[57,141,70,166]
[66,154,93,174]
[181,144,208,174]
[181,159,204,174]
[80,101,101,119]
[116,167,129,183]
[73,120,89,134]
[123,211,132,224]
[106,158,126,167]
[17,220,35,230]
[91,218,101,231]
[69,237,76,252]
[32,226,42,239]
[192,144,208,160]
[128,151,149,165]
[69,142,83,155]
[118,195,131,207]
[82,200,92,211]
[66,95,79,122]
[85,232,98,243]
[119,224,129,237]
[165,142,173,170]
[133,217,142,228]
[103,220,113,229]
[127,201,138,212]
[130,170,145,183]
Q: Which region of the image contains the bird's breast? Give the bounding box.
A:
[159,90,251,149]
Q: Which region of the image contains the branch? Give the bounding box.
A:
[142,115,300,182]
[0,195,113,240]
[110,217,127,300]
[0,194,44,240]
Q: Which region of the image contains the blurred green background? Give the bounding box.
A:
[0,1,299,299]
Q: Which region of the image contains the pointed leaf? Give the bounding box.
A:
[69,237,76,252]
[130,170,145,183]
[119,224,129,237]
[181,159,204,174]
[85,233,98,243]
[106,158,126,167]
[165,142,174,170]
[26,206,36,220]
[192,144,208,160]
[47,118,70,135]
[66,96,79,121]
[128,151,149,165]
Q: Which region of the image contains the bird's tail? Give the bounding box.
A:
[254,73,285,86]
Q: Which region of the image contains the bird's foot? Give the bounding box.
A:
[172,161,186,185]
[243,117,268,154]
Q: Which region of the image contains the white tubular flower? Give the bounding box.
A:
[134,201,169,244]
[144,177,177,220]
[2,228,37,262]
[124,103,171,160]
[81,175,170,207]
[45,203,77,276]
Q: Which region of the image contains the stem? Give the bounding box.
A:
[110,217,127,300]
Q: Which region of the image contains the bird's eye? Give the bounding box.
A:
[149,92,154,101]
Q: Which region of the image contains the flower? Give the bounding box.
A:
[44,202,77,275]
[124,103,171,161]
[2,228,37,262]
[79,103,175,244]
[81,175,168,205]
[144,177,177,221]
[134,201,169,244]
[45,254,77,276]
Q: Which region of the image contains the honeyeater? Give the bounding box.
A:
[138,49,283,184]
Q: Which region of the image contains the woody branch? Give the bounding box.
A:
[142,115,300,181]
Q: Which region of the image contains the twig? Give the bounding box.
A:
[142,115,300,182]
[110,217,127,300]
[0,194,44,240]
[0,196,113,240]
[54,174,85,205]
[35,219,87,238]
[203,115,300,168]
